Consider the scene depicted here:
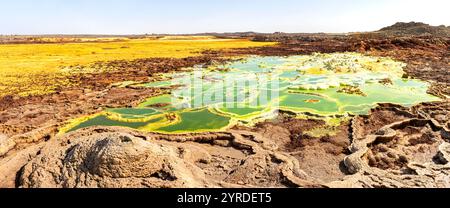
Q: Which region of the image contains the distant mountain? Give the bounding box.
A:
[378,22,450,37]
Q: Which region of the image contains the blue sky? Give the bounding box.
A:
[0,0,449,34]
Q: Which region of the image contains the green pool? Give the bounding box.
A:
[62,53,440,134]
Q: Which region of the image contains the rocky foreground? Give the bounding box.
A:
[1,23,449,188]
[14,101,450,188]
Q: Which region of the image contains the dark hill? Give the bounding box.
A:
[378,22,450,37]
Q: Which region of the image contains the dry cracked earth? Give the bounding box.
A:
[1,32,449,188]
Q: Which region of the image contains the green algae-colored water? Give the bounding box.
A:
[156,108,231,132]
[62,53,440,134]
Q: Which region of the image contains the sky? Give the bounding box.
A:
[0,0,449,35]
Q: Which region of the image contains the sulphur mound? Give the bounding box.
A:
[18,132,208,188]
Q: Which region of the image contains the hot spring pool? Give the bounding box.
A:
[62,53,440,134]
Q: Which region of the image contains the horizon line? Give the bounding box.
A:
[1,21,448,36]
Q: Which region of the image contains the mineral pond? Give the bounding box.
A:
[62,53,440,134]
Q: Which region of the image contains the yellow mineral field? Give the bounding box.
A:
[0,36,275,97]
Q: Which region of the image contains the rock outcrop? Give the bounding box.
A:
[19,132,210,188]
[17,127,321,188]
[329,101,450,188]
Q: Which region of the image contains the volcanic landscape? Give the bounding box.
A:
[0,22,449,188]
